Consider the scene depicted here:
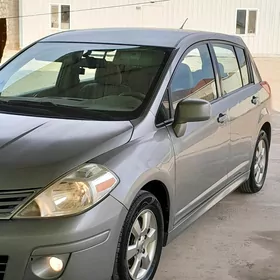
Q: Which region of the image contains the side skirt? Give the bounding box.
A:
[166,171,249,245]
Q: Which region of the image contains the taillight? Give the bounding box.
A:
[260,81,271,96]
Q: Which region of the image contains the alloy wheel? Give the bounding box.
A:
[127,209,158,280]
[254,139,267,184]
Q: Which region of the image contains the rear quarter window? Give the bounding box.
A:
[251,59,261,83]
[235,47,250,86]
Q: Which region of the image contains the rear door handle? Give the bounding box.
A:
[251,95,259,105]
[217,113,227,124]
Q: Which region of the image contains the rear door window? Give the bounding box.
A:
[235,47,250,86]
[212,44,242,95]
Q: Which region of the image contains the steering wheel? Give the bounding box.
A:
[120,92,145,101]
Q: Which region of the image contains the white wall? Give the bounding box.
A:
[170,0,280,57]
[20,0,280,56]
[19,0,165,47]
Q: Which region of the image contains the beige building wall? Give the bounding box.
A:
[19,0,167,48]
[0,0,19,50]
[20,0,280,56]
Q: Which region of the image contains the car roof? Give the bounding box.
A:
[41,28,243,48]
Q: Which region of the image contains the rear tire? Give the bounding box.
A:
[112,191,164,280]
[239,130,269,193]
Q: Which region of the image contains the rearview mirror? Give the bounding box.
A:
[173,98,211,137]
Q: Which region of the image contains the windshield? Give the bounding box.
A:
[0,42,171,120]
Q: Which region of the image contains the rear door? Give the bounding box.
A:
[211,42,261,182]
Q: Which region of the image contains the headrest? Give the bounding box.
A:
[172,63,194,91]
[95,62,122,86]
[128,68,157,93]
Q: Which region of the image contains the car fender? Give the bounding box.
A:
[94,127,176,232]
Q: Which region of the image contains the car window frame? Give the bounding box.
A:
[155,89,173,127]
[155,40,222,127]
[209,40,255,99]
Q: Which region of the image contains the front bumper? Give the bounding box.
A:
[0,195,127,280]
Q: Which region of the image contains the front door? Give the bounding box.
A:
[166,43,231,224]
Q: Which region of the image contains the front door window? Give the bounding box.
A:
[170,44,217,109]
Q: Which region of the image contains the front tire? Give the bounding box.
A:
[112,191,164,280]
[239,130,270,193]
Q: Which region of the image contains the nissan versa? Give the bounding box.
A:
[0,28,271,280]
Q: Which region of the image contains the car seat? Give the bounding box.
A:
[79,62,130,99]
[171,63,194,92]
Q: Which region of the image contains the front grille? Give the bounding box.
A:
[0,256,8,280]
[0,190,35,219]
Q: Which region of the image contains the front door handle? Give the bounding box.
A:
[251,95,259,105]
[217,113,227,124]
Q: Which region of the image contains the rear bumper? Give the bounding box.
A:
[0,195,127,280]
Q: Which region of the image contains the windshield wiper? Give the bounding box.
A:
[0,99,65,117]
[0,99,116,120]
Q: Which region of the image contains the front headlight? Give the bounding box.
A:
[14,164,119,218]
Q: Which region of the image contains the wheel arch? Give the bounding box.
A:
[257,106,271,142]
[261,122,271,145]
[141,180,171,246]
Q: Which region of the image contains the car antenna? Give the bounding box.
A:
[180,18,188,29]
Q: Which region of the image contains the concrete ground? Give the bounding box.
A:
[155,115,280,279]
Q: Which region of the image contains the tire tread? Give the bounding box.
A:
[239,179,252,193]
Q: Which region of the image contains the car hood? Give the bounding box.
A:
[0,113,133,190]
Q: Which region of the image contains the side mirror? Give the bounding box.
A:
[173,98,211,137]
